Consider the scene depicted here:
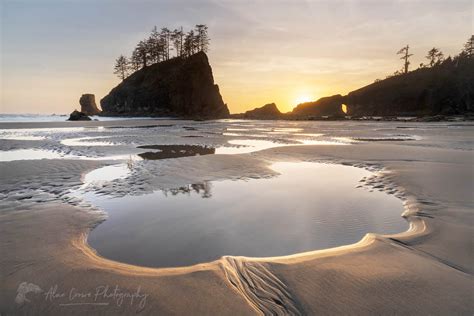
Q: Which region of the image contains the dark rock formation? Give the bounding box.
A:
[79,94,101,116]
[67,110,91,121]
[232,103,283,119]
[291,95,345,118]
[344,57,474,116]
[101,52,229,119]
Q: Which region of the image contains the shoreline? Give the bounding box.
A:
[0,114,473,129]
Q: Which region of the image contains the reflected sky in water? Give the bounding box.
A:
[0,149,70,161]
[84,164,130,183]
[85,162,407,268]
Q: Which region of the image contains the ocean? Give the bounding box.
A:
[0,114,156,123]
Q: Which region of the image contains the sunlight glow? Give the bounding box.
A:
[294,95,314,106]
[342,104,348,114]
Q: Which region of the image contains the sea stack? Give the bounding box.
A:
[239,103,283,119]
[79,94,101,116]
[291,94,345,118]
[100,52,229,119]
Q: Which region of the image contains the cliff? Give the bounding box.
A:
[101,52,229,119]
[281,56,473,119]
[291,95,345,118]
[345,57,474,116]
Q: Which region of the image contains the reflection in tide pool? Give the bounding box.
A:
[83,164,130,183]
[85,162,407,268]
[216,138,349,155]
[61,136,114,147]
[0,149,71,161]
[215,139,289,154]
[0,135,46,141]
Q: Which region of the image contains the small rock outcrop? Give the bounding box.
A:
[67,110,91,121]
[79,94,101,116]
[100,52,229,119]
[291,95,345,118]
[241,103,282,119]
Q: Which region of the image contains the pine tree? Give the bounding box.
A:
[160,28,171,60]
[113,55,129,80]
[184,30,196,57]
[131,40,149,69]
[426,47,444,67]
[148,26,163,64]
[171,27,184,57]
[195,24,210,53]
[462,35,474,57]
[397,45,413,74]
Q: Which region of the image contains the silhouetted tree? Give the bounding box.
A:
[113,55,129,80]
[171,27,184,57]
[184,30,197,56]
[462,35,474,58]
[130,50,141,71]
[426,47,444,67]
[114,24,212,77]
[131,40,149,69]
[195,24,210,53]
[397,44,413,74]
[160,28,172,60]
[148,26,163,63]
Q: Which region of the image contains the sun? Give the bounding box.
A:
[293,95,314,105]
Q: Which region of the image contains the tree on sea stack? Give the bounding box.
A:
[171,27,185,57]
[397,44,413,74]
[148,26,163,63]
[131,40,151,69]
[114,55,130,81]
[426,47,444,67]
[195,24,210,53]
[184,30,198,57]
[113,24,211,77]
[160,27,172,60]
[462,35,474,57]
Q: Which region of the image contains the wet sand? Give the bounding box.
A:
[1,120,473,315]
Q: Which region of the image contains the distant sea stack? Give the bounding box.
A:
[232,103,283,119]
[291,95,345,118]
[100,52,229,119]
[79,94,101,116]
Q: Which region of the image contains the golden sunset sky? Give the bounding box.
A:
[1,0,472,114]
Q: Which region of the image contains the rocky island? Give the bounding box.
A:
[100,51,229,119]
[101,52,228,119]
[97,25,229,120]
[231,102,283,120]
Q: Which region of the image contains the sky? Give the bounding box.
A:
[1,0,472,114]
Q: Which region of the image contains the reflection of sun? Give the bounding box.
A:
[294,95,314,105]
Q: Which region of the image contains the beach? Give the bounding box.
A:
[1,119,473,315]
